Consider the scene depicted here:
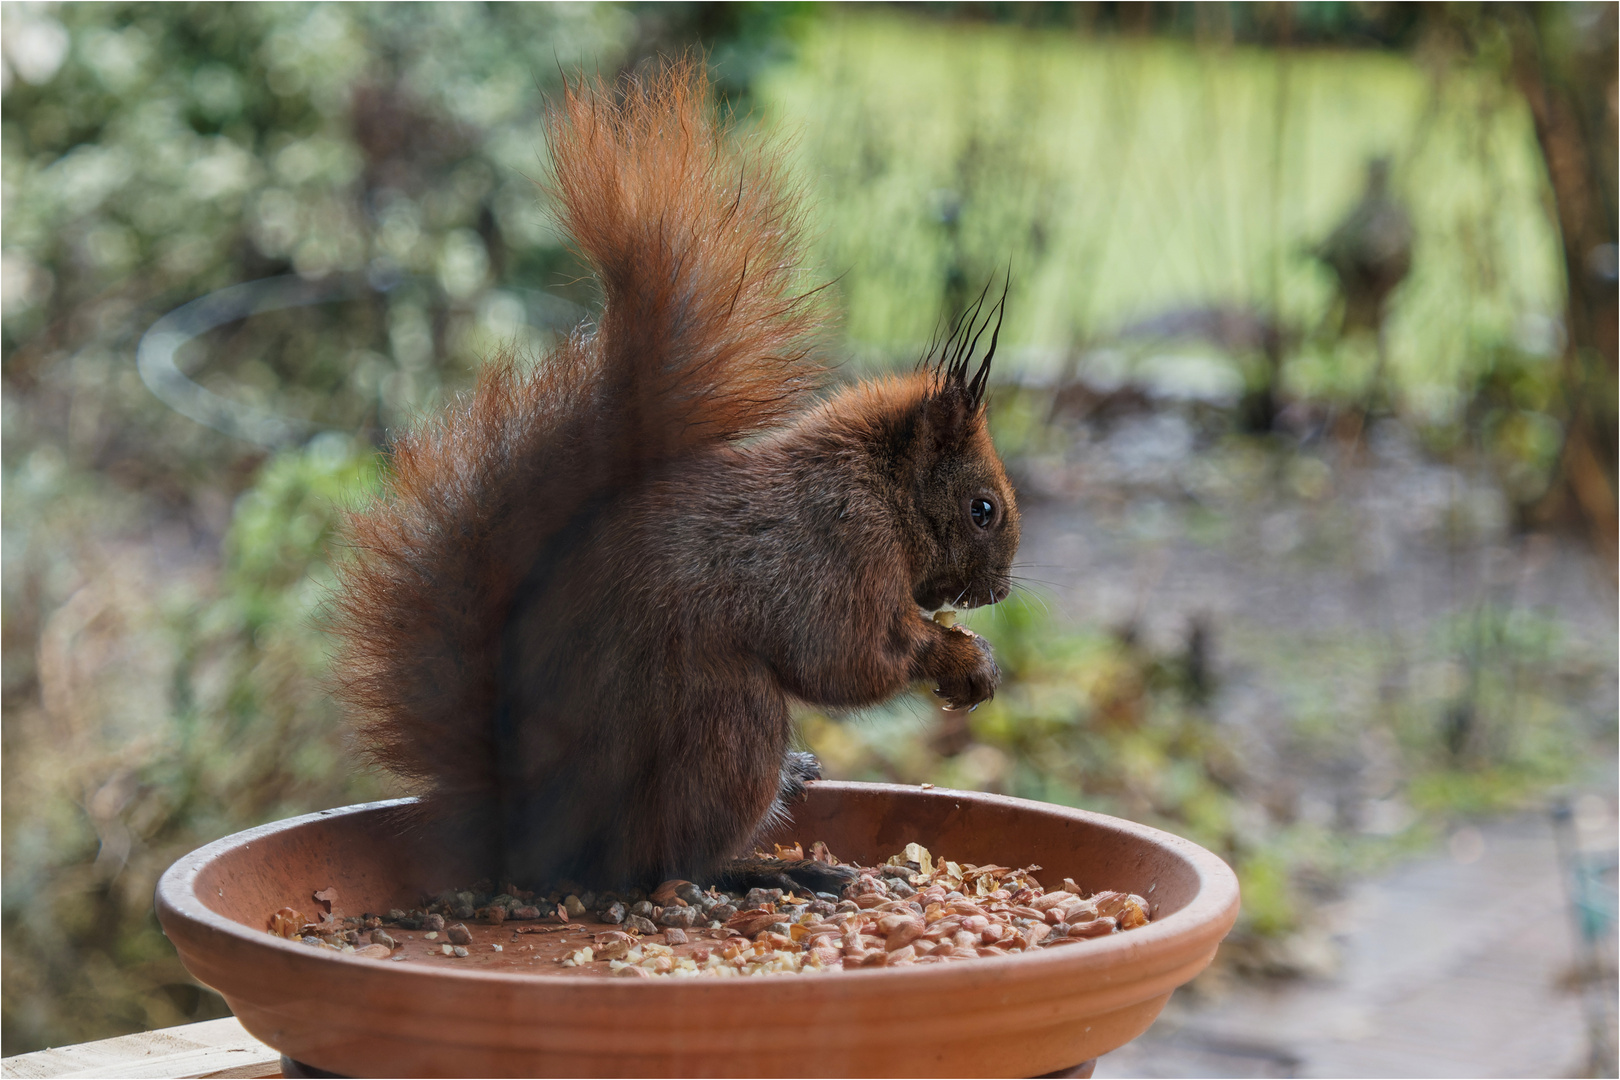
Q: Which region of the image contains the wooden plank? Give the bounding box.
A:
[0,1017,281,1079]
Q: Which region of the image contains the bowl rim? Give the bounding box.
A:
[156,781,1240,991]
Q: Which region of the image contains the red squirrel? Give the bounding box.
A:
[333,63,1020,894]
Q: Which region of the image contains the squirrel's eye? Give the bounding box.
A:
[970,497,995,528]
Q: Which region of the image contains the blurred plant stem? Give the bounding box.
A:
[1496,4,1618,572]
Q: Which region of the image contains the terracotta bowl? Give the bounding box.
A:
[155,782,1238,1077]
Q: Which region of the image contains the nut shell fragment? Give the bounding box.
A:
[1067,917,1118,939]
[267,908,305,939]
[724,908,781,938]
[649,880,689,905]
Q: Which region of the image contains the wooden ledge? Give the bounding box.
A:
[1,1017,280,1079]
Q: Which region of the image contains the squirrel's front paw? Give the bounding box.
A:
[928,627,1000,711]
[777,750,823,804]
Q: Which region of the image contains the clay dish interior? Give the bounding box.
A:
[156,782,1239,1078]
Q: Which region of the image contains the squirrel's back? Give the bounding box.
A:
[333,63,824,846]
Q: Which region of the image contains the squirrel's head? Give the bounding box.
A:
[901,279,1021,613]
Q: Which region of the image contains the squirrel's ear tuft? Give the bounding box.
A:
[922,380,975,451]
[923,271,1007,426]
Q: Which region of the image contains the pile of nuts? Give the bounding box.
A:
[265,901,476,959]
[264,842,1151,978]
[583,842,1150,978]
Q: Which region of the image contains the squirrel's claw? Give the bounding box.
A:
[924,627,999,712]
[715,857,857,897]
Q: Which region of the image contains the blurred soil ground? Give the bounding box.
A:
[1012,403,1615,832]
[1006,403,1617,1077]
[1098,809,1617,1078]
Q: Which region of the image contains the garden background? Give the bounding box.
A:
[2,3,1615,1073]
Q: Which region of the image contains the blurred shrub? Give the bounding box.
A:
[1,433,384,1050]
[1,3,641,447]
[1,2,646,1053]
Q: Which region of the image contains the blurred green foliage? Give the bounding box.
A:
[2,2,645,1052]
[754,15,1562,408]
[2,432,384,1048]
[1,2,641,443]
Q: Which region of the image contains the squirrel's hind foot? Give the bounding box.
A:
[715,856,857,897]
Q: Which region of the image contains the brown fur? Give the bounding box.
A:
[333,62,1019,889]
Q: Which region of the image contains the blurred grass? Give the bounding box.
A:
[754,13,1563,419]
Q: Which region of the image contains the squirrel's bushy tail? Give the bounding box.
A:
[333,61,823,821]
